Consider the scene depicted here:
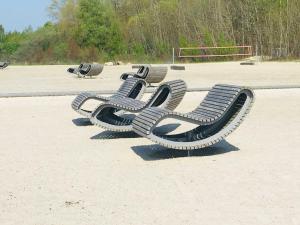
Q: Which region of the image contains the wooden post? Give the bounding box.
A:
[172,48,175,64]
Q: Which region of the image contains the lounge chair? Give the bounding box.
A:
[0,62,9,69]
[120,65,168,85]
[79,63,104,78]
[132,84,254,150]
[89,80,187,132]
[67,63,85,74]
[72,77,147,117]
[68,63,104,78]
[72,65,167,117]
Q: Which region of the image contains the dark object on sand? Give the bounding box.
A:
[240,61,255,65]
[170,65,186,70]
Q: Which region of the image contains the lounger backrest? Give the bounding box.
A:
[144,66,168,84]
[191,84,245,119]
[114,77,146,98]
[135,65,168,84]
[147,79,187,110]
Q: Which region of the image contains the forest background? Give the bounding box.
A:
[0,0,299,64]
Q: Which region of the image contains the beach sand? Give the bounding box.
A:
[0,89,299,225]
[0,62,300,95]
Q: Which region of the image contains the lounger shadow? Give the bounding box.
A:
[72,118,93,126]
[131,140,239,161]
[91,131,140,140]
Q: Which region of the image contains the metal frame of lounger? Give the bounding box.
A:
[120,65,168,85]
[72,77,147,117]
[132,84,254,150]
[0,62,9,69]
[89,80,187,132]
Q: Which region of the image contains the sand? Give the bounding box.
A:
[0,89,300,225]
[0,62,300,96]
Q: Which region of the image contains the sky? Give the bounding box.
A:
[0,0,52,32]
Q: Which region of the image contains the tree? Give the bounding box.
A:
[75,0,123,58]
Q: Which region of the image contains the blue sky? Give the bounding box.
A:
[0,0,52,32]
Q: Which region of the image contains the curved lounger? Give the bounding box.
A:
[72,77,147,117]
[0,62,9,69]
[78,63,103,78]
[68,63,103,77]
[132,84,254,150]
[120,65,168,84]
[90,80,187,132]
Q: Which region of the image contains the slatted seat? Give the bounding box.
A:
[89,80,187,132]
[132,84,254,150]
[72,77,147,117]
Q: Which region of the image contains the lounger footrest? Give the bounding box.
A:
[72,92,111,111]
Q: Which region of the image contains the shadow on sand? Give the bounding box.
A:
[72,118,93,126]
[131,140,239,161]
[91,131,140,140]
[90,123,181,140]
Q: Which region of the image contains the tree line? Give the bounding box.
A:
[0,0,299,64]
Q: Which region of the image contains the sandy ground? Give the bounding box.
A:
[0,62,300,95]
[0,90,300,225]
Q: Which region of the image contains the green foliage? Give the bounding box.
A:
[1,0,300,63]
[0,27,30,60]
[53,42,68,60]
[75,0,123,58]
